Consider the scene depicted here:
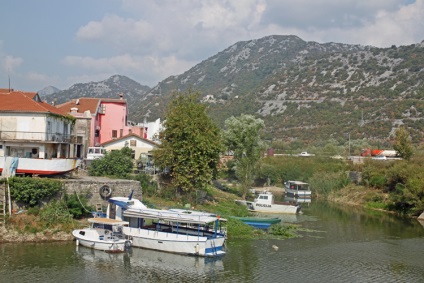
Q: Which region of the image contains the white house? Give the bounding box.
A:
[100,133,157,162]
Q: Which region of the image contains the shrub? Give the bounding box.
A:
[133,172,158,197]
[309,171,350,196]
[88,147,134,178]
[64,193,93,219]
[9,177,62,207]
[39,201,73,227]
[369,174,387,189]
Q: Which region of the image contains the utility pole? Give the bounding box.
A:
[349,133,351,157]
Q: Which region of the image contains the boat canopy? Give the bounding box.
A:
[123,208,227,225]
[108,196,147,210]
[287,180,309,186]
[88,218,129,226]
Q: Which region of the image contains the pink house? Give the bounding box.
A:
[57,94,145,156]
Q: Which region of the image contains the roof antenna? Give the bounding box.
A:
[8,68,11,92]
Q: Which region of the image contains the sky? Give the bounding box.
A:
[1,0,423,92]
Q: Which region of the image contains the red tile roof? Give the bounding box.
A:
[0,91,67,115]
[57,98,101,114]
[100,133,157,146]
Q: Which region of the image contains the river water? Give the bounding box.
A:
[1,201,423,283]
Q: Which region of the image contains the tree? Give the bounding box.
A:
[223,114,265,199]
[152,89,222,194]
[88,147,134,178]
[393,126,414,160]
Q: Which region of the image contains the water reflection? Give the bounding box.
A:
[0,200,423,282]
[76,245,224,282]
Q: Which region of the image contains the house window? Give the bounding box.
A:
[130,140,136,147]
[112,130,117,138]
[120,129,123,137]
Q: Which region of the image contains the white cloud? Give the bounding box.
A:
[62,53,195,87]
[4,0,424,91]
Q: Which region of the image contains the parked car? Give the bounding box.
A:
[298,152,315,157]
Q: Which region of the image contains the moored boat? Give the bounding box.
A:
[284,180,312,198]
[72,218,131,252]
[230,216,281,229]
[244,191,301,214]
[0,156,81,176]
[106,195,227,257]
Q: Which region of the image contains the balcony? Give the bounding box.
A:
[0,131,72,143]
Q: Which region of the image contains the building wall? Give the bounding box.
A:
[141,118,162,141]
[0,113,74,158]
[0,113,46,140]
[103,137,156,160]
[98,102,127,143]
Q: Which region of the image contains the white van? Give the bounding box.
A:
[86,147,106,160]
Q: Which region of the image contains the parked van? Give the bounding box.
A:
[86,147,106,160]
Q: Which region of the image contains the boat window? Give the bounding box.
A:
[79,231,85,236]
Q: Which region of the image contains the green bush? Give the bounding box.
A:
[89,147,134,178]
[39,201,73,227]
[64,193,93,219]
[9,177,62,207]
[133,172,158,197]
[309,171,350,196]
[369,174,387,189]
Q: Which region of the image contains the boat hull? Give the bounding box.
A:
[0,156,81,175]
[73,229,129,252]
[246,201,300,214]
[285,188,312,197]
[123,227,226,257]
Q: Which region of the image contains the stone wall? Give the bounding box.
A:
[61,176,142,208]
[2,176,142,213]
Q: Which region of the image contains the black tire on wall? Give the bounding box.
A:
[99,185,112,199]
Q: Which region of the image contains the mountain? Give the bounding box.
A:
[38,86,61,96]
[131,35,424,144]
[43,75,151,122]
[45,35,424,145]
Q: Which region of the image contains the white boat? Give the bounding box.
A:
[284,180,312,198]
[72,218,131,252]
[245,191,301,214]
[123,208,227,257]
[0,156,81,176]
[106,195,227,257]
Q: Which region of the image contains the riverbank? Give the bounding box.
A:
[0,183,418,243]
[0,226,74,243]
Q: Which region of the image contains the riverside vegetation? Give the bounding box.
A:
[1,148,423,242]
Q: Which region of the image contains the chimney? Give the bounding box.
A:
[70,107,78,113]
[119,93,123,100]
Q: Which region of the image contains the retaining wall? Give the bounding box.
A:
[61,176,142,207]
[6,176,142,211]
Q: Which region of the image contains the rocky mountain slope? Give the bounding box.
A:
[134,35,424,144]
[46,35,424,144]
[42,75,151,122]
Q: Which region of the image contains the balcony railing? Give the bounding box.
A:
[0,131,72,143]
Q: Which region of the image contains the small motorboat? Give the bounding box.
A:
[72,218,131,252]
[230,216,281,229]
